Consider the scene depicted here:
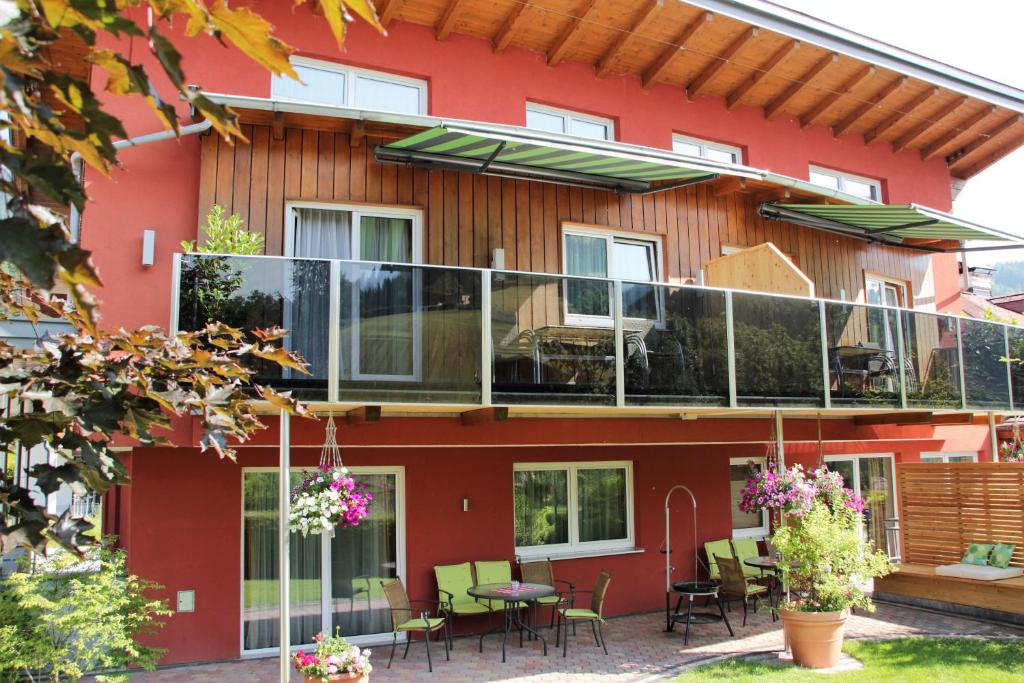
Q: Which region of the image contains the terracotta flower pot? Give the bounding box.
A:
[302,674,368,683]
[780,607,849,669]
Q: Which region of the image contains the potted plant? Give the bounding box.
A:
[293,630,372,682]
[740,464,891,668]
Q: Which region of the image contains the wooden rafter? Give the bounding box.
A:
[947,114,1023,167]
[492,0,532,54]
[547,0,599,67]
[920,105,996,161]
[378,0,405,29]
[799,64,874,129]
[686,26,758,99]
[891,96,967,153]
[956,130,1024,178]
[832,76,907,137]
[725,39,799,110]
[864,87,938,145]
[713,177,747,196]
[641,11,714,89]
[436,0,469,41]
[764,51,837,120]
[596,0,665,79]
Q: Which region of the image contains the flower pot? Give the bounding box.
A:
[780,607,849,669]
[302,674,367,683]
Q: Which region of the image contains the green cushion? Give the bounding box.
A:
[435,562,476,607]
[990,543,1017,569]
[962,543,994,566]
[474,560,512,584]
[535,595,565,605]
[731,538,763,579]
[561,608,600,620]
[398,617,446,631]
[449,601,491,615]
[705,539,733,580]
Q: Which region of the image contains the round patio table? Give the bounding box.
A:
[745,555,797,621]
[668,580,733,645]
[467,582,554,662]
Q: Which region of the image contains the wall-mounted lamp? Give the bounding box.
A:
[142,229,156,267]
[462,498,470,512]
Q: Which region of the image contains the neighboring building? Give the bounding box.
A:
[72,0,1024,665]
[959,262,996,297]
[988,292,1024,315]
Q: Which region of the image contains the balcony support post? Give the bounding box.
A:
[955,320,968,410]
[278,409,291,683]
[614,280,625,407]
[774,410,785,472]
[328,261,341,403]
[725,291,737,408]
[169,253,182,333]
[895,310,908,410]
[989,411,998,461]
[1004,325,1014,411]
[481,270,492,406]
[818,300,831,409]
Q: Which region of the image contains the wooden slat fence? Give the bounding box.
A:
[897,462,1024,568]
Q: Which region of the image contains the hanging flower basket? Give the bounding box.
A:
[999,440,1024,463]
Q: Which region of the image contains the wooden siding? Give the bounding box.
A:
[198,125,937,306]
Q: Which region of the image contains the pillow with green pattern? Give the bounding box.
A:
[961,543,994,566]
[989,543,1016,569]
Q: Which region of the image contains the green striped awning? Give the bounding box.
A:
[761,203,1024,247]
[375,125,725,194]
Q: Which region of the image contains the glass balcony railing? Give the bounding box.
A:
[173,254,1021,412]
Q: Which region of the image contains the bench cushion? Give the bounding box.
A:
[935,563,1024,581]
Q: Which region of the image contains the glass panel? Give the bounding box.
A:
[569,117,610,140]
[919,455,943,463]
[625,285,728,406]
[525,108,566,133]
[828,459,855,489]
[672,140,702,157]
[242,471,323,651]
[1008,327,1024,408]
[825,302,901,408]
[613,240,657,320]
[705,147,738,164]
[731,462,764,532]
[514,469,569,547]
[272,64,346,106]
[331,473,398,636]
[947,455,975,463]
[353,75,421,114]
[177,255,330,400]
[577,468,627,542]
[858,457,895,552]
[491,272,615,405]
[844,178,877,199]
[809,170,840,190]
[901,311,962,408]
[565,234,610,318]
[360,216,412,262]
[960,319,1011,409]
[339,263,481,403]
[732,292,824,407]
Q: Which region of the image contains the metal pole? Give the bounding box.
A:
[279,409,291,682]
[775,411,785,472]
[613,280,625,407]
[725,292,737,409]
[481,270,492,406]
[989,411,998,462]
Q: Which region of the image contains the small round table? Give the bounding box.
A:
[668,580,733,645]
[467,583,554,662]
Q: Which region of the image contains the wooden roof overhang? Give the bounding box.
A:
[375,0,1024,180]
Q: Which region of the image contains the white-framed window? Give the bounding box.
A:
[240,466,405,654]
[672,134,743,164]
[562,225,662,326]
[513,461,634,558]
[920,452,978,463]
[525,103,614,141]
[730,457,768,539]
[271,57,427,115]
[808,165,882,201]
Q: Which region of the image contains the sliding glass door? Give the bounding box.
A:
[241,467,404,654]
[824,454,896,556]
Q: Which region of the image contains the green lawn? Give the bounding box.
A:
[676,638,1024,682]
[244,579,322,607]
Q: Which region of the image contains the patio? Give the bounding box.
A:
[118,601,1023,682]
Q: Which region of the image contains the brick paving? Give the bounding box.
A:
[115,601,1023,682]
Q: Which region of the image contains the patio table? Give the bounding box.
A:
[745,555,799,619]
[467,582,553,662]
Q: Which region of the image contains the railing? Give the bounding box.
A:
[172,253,1023,411]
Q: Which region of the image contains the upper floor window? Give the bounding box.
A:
[525,103,613,141]
[271,58,427,115]
[672,134,742,164]
[920,452,978,463]
[809,165,881,201]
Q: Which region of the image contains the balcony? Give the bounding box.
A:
[172,254,1023,414]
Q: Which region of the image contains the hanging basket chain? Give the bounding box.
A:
[319,414,343,471]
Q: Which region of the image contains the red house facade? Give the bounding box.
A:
[81,0,1024,664]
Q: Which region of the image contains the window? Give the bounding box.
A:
[865,275,907,353]
[513,461,634,558]
[920,452,978,463]
[271,58,427,115]
[525,104,613,141]
[562,226,661,325]
[672,134,743,164]
[730,458,768,539]
[808,165,882,201]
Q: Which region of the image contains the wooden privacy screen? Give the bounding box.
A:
[897,462,1024,568]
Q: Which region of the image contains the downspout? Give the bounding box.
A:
[69,119,214,243]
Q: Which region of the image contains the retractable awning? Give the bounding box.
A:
[375,125,729,194]
[760,202,1024,252]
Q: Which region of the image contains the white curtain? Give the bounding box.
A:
[294,208,352,259]
[565,234,610,318]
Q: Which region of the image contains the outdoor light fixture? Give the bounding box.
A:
[142,229,156,266]
[462,498,470,512]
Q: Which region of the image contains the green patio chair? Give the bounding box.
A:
[704,539,733,580]
[555,569,612,658]
[474,560,529,612]
[730,538,764,580]
[382,578,450,672]
[434,562,491,646]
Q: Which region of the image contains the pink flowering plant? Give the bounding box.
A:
[999,441,1024,463]
[289,465,373,536]
[293,630,372,680]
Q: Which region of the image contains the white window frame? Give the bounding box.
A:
[920,452,978,463]
[272,56,428,115]
[730,457,769,539]
[824,453,898,517]
[672,134,743,164]
[513,461,635,559]
[285,201,424,382]
[525,102,614,140]
[239,465,406,655]
[808,165,882,201]
[561,225,663,328]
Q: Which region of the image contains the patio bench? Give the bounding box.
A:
[874,563,1024,621]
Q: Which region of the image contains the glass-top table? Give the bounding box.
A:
[467,582,554,662]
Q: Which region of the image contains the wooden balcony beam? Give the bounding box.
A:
[436,0,469,41]
[642,12,714,89]
[493,1,532,54]
[713,176,747,197]
[920,105,995,161]
[764,52,838,120]
[726,39,799,110]
[379,0,405,29]
[930,413,975,426]
[687,26,758,99]
[946,114,1023,167]
[596,0,665,79]
[547,0,599,67]
[832,76,907,137]
[892,96,967,153]
[954,130,1024,179]
[854,412,932,426]
[799,65,874,129]
[347,406,382,425]
[461,407,509,425]
[864,87,937,145]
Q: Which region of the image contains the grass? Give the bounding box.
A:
[244,579,322,607]
[676,638,1024,682]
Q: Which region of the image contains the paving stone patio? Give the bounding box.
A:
[114,601,1023,682]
